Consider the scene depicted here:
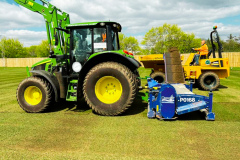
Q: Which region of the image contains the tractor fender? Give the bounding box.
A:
[30,70,60,102]
[80,52,141,78]
[77,52,141,99]
[87,52,141,70]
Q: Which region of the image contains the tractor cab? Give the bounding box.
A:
[67,22,122,67]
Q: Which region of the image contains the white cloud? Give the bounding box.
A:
[1,30,47,47]
[0,0,240,46]
[0,1,44,30]
[49,0,240,39]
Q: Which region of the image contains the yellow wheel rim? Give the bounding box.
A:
[24,86,42,105]
[95,76,122,104]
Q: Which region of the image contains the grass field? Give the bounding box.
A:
[0,67,240,160]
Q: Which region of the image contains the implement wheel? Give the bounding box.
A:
[16,77,53,113]
[198,72,220,90]
[83,62,137,116]
[150,71,165,83]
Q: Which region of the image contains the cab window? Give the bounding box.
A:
[94,28,107,52]
[72,28,92,64]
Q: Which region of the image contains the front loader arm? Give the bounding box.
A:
[14,0,70,56]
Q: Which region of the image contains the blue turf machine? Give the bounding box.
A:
[147,48,215,121]
[147,78,215,120]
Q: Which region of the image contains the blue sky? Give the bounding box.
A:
[215,15,240,26]
[0,0,240,47]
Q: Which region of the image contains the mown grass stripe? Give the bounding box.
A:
[0,67,239,160]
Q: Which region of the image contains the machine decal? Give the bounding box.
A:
[205,60,211,65]
[28,1,34,6]
[161,95,175,103]
[94,43,107,48]
[180,98,196,102]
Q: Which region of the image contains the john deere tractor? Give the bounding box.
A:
[15,0,141,115]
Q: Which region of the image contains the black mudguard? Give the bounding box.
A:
[30,70,60,102]
[81,52,141,76]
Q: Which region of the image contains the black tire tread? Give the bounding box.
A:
[83,62,136,116]
[16,76,53,113]
[150,71,165,83]
[198,72,220,91]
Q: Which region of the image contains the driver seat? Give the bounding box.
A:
[200,50,212,59]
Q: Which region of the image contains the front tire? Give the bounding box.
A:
[16,77,53,113]
[198,72,220,90]
[83,62,137,116]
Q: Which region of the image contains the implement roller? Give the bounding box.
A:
[146,48,215,121]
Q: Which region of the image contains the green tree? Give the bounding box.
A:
[0,37,28,58]
[141,23,201,54]
[119,33,125,50]
[26,45,38,57]
[119,33,140,54]
[224,34,240,52]
[35,40,50,57]
[124,36,140,54]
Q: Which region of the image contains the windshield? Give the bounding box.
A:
[93,26,119,52]
[111,29,119,51]
[93,28,107,52]
[72,28,92,64]
[108,25,119,51]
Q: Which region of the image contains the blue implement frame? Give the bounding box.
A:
[147,78,215,121]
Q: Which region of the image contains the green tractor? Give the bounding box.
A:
[15,0,141,115]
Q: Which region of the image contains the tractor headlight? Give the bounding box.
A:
[72,62,82,73]
[100,22,105,26]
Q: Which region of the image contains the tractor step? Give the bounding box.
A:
[176,101,207,115]
[66,80,78,101]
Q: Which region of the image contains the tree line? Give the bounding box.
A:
[1,23,239,58]
[121,24,240,55]
[220,34,240,52]
[0,37,49,58]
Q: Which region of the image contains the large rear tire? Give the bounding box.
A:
[198,72,220,90]
[16,77,54,113]
[83,62,137,116]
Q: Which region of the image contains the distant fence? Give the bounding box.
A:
[0,52,239,67]
[218,52,240,67]
[0,58,46,67]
